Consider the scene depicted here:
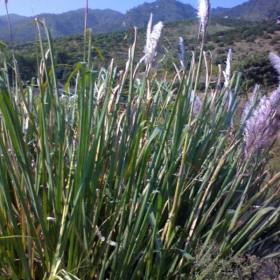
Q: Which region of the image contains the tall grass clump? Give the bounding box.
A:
[0,3,280,279]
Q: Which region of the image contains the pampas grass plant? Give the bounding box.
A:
[0,1,279,280]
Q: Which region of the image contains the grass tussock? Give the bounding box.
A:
[0,12,279,280]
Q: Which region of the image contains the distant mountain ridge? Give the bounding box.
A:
[213,0,280,21]
[0,0,197,43]
[124,0,196,28]
[0,0,279,43]
[0,9,125,43]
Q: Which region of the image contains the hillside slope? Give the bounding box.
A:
[124,0,196,28]
[1,0,280,43]
[0,0,197,43]
[0,9,125,43]
[12,18,280,90]
[213,0,280,21]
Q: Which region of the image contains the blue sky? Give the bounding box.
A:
[0,0,247,16]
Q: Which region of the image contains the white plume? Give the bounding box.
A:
[223,49,232,88]
[198,0,210,36]
[144,14,164,66]
[178,37,186,69]
[146,13,153,50]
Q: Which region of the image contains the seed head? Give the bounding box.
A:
[241,85,259,125]
[244,88,280,156]
[191,90,202,116]
[244,52,280,157]
[178,37,186,69]
[198,0,210,37]
[223,49,232,88]
[144,14,164,66]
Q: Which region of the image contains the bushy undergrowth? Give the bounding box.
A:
[0,16,279,280]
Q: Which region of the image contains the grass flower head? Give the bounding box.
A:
[223,49,232,88]
[144,13,164,66]
[244,53,280,156]
[198,0,210,37]
[178,36,186,69]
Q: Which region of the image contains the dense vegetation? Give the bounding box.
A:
[10,17,280,91]
[1,0,279,43]
[0,9,280,278]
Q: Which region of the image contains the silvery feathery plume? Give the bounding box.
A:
[144,14,164,66]
[146,13,153,50]
[244,53,280,156]
[193,95,203,116]
[190,90,203,116]
[241,85,259,125]
[223,49,232,88]
[178,37,186,70]
[244,52,280,156]
[198,0,210,37]
[223,49,234,111]
[244,87,280,156]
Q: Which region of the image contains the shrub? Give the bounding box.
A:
[239,55,279,90]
